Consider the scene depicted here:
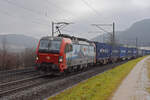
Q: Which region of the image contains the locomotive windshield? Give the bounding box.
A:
[38,39,61,53]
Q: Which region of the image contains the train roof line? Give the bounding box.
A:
[57,34,93,43]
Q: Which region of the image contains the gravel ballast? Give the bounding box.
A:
[1,61,127,100]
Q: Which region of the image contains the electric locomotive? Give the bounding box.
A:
[35,34,96,73]
[35,34,150,74]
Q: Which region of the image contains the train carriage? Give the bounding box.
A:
[145,50,150,55]
[111,46,120,62]
[127,48,133,59]
[138,49,143,57]
[142,49,146,56]
[95,42,111,64]
[131,48,138,58]
[119,46,128,60]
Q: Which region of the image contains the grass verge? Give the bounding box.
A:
[48,57,146,100]
[146,58,150,79]
[146,58,150,93]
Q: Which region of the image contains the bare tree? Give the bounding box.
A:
[21,48,36,68]
[0,48,2,70]
[0,36,36,71]
[16,53,21,69]
[1,36,8,70]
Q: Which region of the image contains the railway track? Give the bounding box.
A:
[0,74,48,96]
[0,61,128,99]
[0,67,38,84]
[0,71,40,83]
[0,67,34,75]
[0,67,35,78]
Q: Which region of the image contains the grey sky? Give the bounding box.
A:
[0,0,150,39]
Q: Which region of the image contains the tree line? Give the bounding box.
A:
[0,36,36,71]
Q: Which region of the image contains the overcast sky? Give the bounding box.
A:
[0,0,150,39]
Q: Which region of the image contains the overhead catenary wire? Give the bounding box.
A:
[91,24,112,34]
[1,0,79,35]
[61,29,75,33]
[0,10,50,27]
[0,9,51,38]
[1,0,58,22]
[46,0,77,21]
[0,11,49,38]
[54,25,69,33]
[81,0,101,17]
[0,0,50,25]
[0,0,105,38]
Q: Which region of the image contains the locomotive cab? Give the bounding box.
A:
[36,36,71,73]
[35,35,96,74]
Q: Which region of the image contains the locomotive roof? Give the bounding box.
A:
[40,36,62,41]
[40,35,95,46]
[58,34,93,43]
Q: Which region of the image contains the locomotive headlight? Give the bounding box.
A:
[59,56,63,63]
[36,57,39,60]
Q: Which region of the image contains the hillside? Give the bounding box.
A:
[92,19,150,46]
[0,34,38,52]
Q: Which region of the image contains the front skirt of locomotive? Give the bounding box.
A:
[35,63,60,73]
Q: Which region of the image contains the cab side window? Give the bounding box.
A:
[65,44,69,53]
[69,44,73,52]
[65,44,73,53]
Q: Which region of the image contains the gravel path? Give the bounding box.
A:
[111,56,150,100]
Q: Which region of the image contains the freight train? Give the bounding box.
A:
[35,34,150,74]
